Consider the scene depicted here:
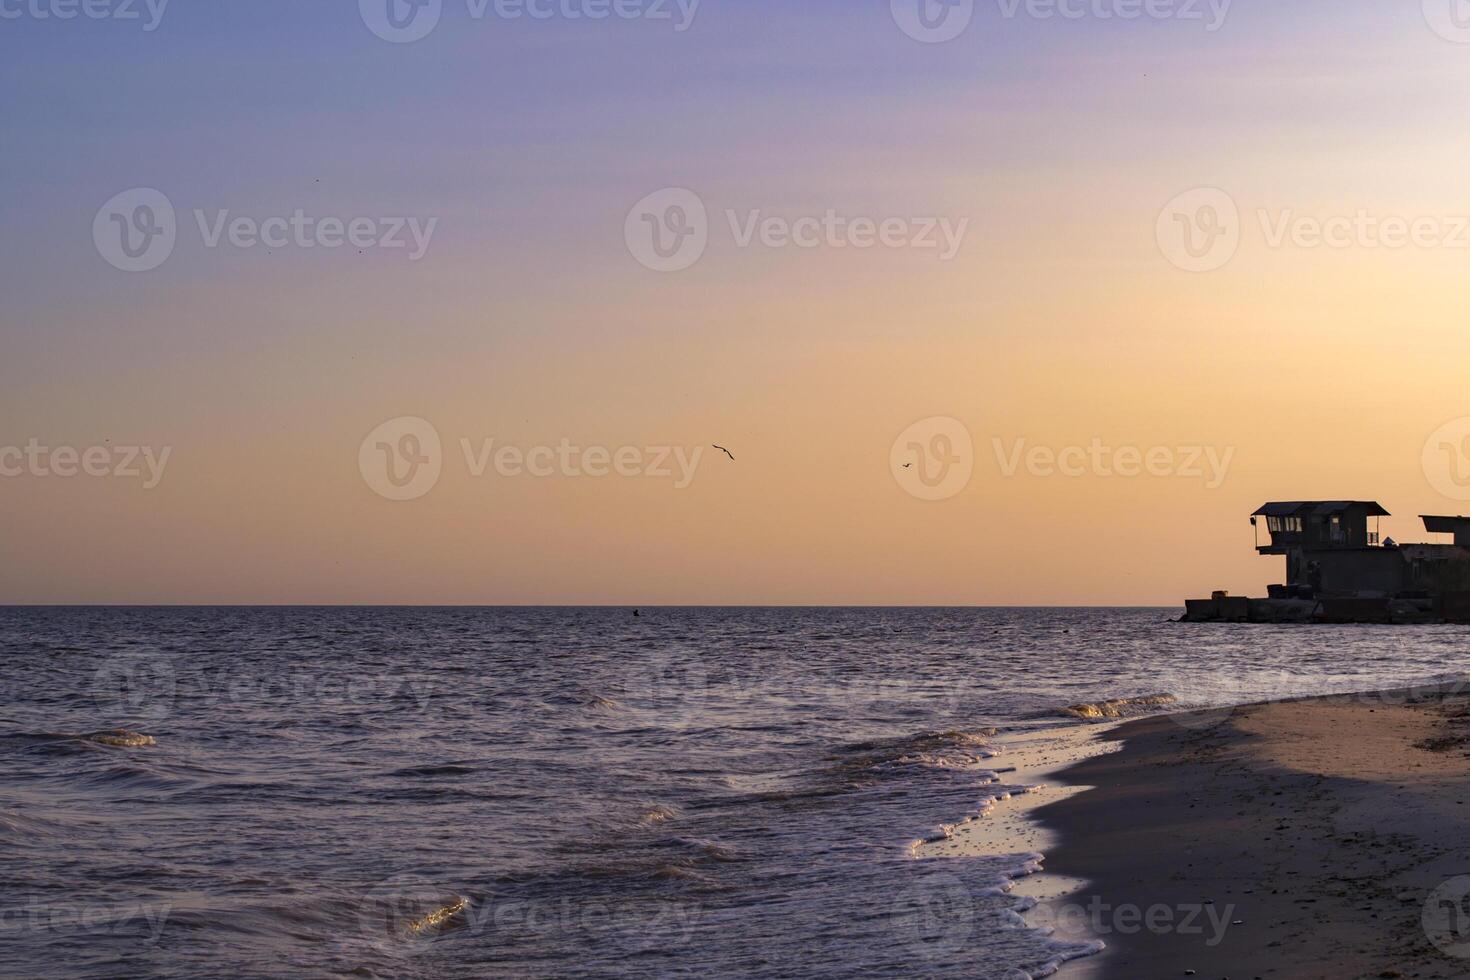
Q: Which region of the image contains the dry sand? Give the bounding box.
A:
[1032,684,1470,980]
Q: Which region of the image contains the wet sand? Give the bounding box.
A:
[1037,685,1470,979]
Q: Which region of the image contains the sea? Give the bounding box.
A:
[3,606,1468,979]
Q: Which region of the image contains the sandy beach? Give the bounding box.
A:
[1030,684,1470,979]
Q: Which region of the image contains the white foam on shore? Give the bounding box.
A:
[911,723,1124,977]
[914,724,1122,861]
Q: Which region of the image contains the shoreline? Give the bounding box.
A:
[1032,683,1470,979]
[912,724,1125,976]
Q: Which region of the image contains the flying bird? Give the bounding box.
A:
[714,445,735,461]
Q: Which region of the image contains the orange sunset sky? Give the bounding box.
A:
[4,2,1470,604]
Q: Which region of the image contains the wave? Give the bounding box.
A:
[825,730,1002,785]
[543,689,623,711]
[387,764,475,778]
[405,898,470,937]
[640,804,679,825]
[2,730,156,750]
[0,809,56,841]
[917,785,1044,849]
[82,729,157,748]
[1060,694,1177,720]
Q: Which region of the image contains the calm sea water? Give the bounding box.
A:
[4,607,1469,979]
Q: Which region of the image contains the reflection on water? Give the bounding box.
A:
[2,606,1467,978]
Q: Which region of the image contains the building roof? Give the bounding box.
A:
[1422,515,1470,533]
[1253,501,1390,518]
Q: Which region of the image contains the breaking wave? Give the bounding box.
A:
[82,730,157,748]
[1061,693,1178,720]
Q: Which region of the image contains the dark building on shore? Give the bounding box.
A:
[1185,502,1470,623]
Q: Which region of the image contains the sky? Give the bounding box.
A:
[5,0,1470,604]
